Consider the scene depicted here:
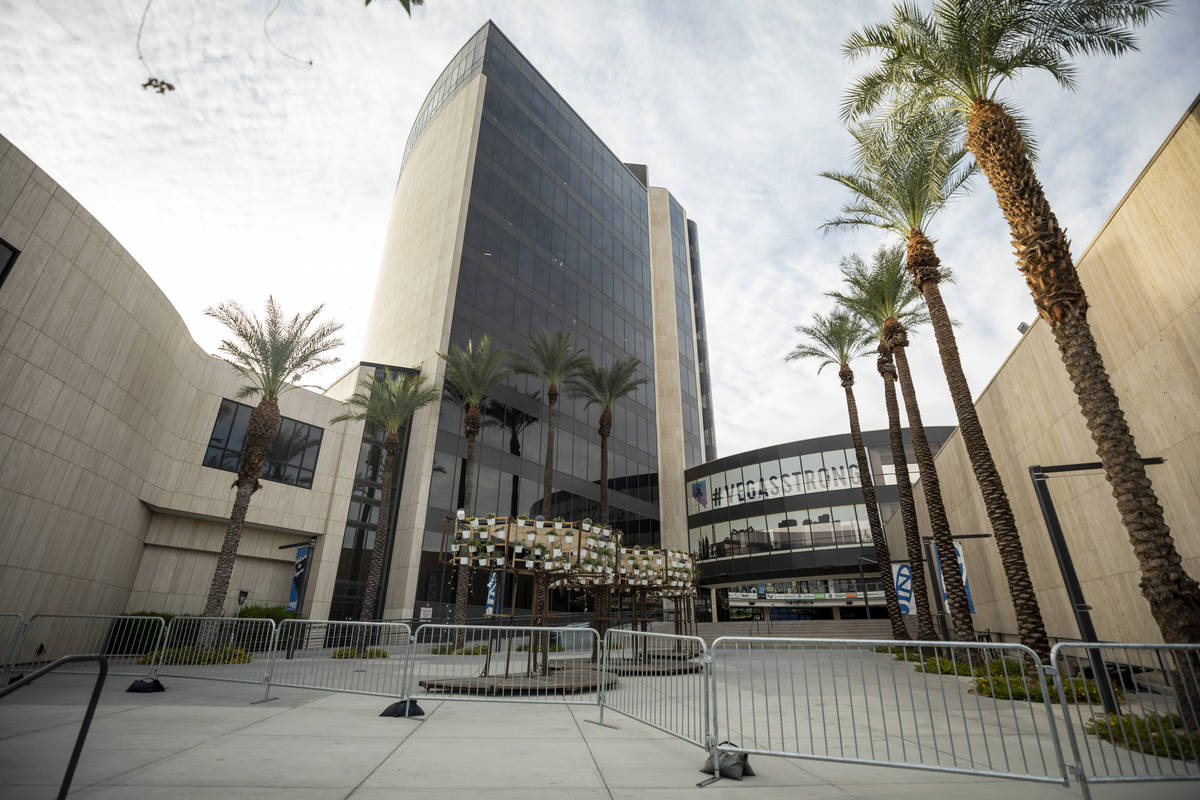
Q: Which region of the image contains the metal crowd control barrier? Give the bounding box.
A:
[599,628,711,748]
[9,614,165,678]
[150,616,277,685]
[1051,642,1200,796]
[266,620,411,699]
[708,637,1068,786]
[0,613,24,681]
[406,623,601,705]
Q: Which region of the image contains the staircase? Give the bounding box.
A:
[692,619,893,646]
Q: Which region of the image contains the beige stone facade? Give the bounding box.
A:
[0,133,362,619]
[886,95,1200,644]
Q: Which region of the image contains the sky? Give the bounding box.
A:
[2,0,1198,458]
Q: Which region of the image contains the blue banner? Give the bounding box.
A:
[892,563,914,615]
[286,545,309,612]
[485,571,498,615]
[933,542,975,613]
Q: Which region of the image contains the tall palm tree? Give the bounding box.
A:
[568,356,647,648]
[831,247,943,640]
[822,107,1033,649]
[842,1,1200,645]
[567,357,647,527]
[332,372,438,621]
[513,330,589,669]
[202,297,343,618]
[786,310,909,640]
[438,335,514,630]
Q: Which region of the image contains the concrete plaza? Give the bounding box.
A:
[1,673,1197,799]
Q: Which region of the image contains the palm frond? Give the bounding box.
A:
[828,244,929,339]
[438,334,514,408]
[331,371,439,436]
[511,330,590,387]
[566,356,648,411]
[205,296,344,402]
[785,310,873,373]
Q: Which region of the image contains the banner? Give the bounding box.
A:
[286,544,310,612]
[485,571,498,615]
[933,542,975,614]
[892,562,914,615]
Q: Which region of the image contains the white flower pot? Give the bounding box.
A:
[497,558,505,566]
[477,558,488,566]
[459,557,468,565]
[450,544,460,552]
[525,560,535,568]
[516,519,526,527]
[554,522,563,530]
[581,523,591,531]
[527,532,536,541]
[469,519,479,528]
[553,548,562,558]
[487,544,495,552]
[565,535,574,544]
[535,520,544,528]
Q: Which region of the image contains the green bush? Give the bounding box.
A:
[1084,712,1200,762]
[138,644,251,665]
[915,655,1025,678]
[516,643,564,652]
[330,647,389,659]
[236,605,293,623]
[976,675,1121,704]
[429,643,490,655]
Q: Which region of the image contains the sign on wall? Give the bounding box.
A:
[933,542,975,614]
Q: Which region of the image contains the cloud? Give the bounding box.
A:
[1,0,1197,459]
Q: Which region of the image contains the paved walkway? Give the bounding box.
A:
[0,674,1196,799]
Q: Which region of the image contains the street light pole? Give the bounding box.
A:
[1025,459,1163,715]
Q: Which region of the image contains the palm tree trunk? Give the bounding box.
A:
[891,344,975,642]
[204,397,280,619]
[359,440,400,621]
[842,371,908,640]
[878,348,937,640]
[536,386,559,674]
[599,408,612,526]
[966,99,1200,650]
[453,405,482,642]
[907,230,1051,659]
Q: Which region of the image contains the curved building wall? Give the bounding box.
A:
[685,427,952,619]
[0,134,363,618]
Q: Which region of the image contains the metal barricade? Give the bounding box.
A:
[151,616,277,685]
[0,613,25,682]
[599,628,710,748]
[266,620,411,698]
[709,637,1068,785]
[406,623,600,705]
[1051,642,1200,793]
[9,614,165,678]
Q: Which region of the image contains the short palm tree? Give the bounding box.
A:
[830,246,947,640]
[843,1,1200,645]
[823,107,1029,648]
[786,310,909,640]
[567,357,647,527]
[202,297,343,618]
[512,330,589,670]
[332,372,438,621]
[438,335,513,630]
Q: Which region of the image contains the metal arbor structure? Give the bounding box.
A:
[439,516,697,670]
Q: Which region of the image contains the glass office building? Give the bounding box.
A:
[360,22,712,617]
[685,427,952,621]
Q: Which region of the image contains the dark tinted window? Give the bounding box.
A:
[0,238,17,290]
[203,398,323,489]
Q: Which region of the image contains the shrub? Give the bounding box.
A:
[330,647,389,659]
[236,605,292,624]
[915,656,1025,678]
[138,644,251,665]
[1084,712,1200,762]
[975,675,1121,704]
[429,643,489,655]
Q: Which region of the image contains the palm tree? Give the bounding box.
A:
[568,356,647,649]
[567,357,647,527]
[831,246,944,640]
[512,330,589,669]
[786,310,909,640]
[438,335,514,631]
[332,372,438,620]
[842,1,1200,645]
[822,107,1033,649]
[202,297,343,618]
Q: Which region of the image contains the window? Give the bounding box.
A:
[203,398,323,489]
[0,237,18,290]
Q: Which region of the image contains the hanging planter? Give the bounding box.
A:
[526,531,536,542]
[564,533,574,544]
[553,518,564,530]
[459,557,469,565]
[486,544,496,553]
[468,517,479,528]
[516,517,527,528]
[525,559,536,569]
[450,544,460,553]
[535,519,545,529]
[477,558,488,566]
[496,557,505,566]
[581,519,592,532]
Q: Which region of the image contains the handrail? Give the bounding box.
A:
[0,654,109,800]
